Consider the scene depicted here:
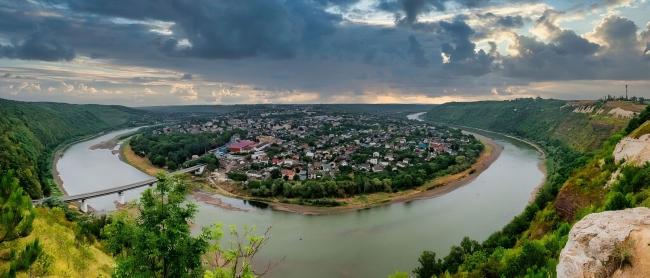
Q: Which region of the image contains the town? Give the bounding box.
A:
[130,106,484,200]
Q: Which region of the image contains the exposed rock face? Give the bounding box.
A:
[557,207,650,278]
[608,107,637,119]
[613,134,650,166]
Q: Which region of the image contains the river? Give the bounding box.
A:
[56,113,544,277]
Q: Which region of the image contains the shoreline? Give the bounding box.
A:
[50,126,144,198]
[205,134,502,215]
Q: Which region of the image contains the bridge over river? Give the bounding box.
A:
[35,164,206,212]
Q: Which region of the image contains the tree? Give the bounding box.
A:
[270,169,282,180]
[0,171,35,243]
[104,174,210,277]
[203,225,279,278]
[413,251,443,278]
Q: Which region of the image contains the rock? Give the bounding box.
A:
[557,207,650,278]
[608,107,637,119]
[613,134,650,166]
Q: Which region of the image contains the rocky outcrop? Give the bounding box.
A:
[557,207,650,278]
[608,107,637,119]
[613,134,650,166]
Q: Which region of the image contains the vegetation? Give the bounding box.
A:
[408,100,649,277]
[0,171,40,277]
[245,147,482,200]
[103,174,209,277]
[426,98,634,152]
[103,174,271,278]
[0,98,150,198]
[130,130,236,170]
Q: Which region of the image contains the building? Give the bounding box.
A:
[228,140,257,153]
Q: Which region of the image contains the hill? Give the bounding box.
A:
[0,98,152,198]
[425,98,645,152]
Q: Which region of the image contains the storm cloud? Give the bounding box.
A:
[0,0,649,105]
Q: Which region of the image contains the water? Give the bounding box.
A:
[57,114,544,277]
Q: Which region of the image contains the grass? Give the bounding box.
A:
[0,208,114,277]
[629,121,650,139]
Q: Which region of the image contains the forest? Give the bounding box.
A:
[129,129,239,170]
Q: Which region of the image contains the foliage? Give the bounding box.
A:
[5,239,42,277]
[625,105,650,134]
[413,250,442,278]
[427,98,629,152]
[203,224,273,278]
[103,174,210,277]
[130,130,235,170]
[0,172,35,244]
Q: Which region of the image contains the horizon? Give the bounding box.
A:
[1,95,632,107]
[1,0,649,106]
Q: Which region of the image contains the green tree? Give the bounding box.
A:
[413,251,443,278]
[104,174,209,277]
[0,171,35,243]
[203,225,275,278]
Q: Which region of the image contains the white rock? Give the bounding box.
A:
[557,207,650,278]
[613,134,650,166]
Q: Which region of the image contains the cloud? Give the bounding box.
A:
[589,15,639,52]
[0,32,75,61]
[378,0,493,24]
[62,0,342,59]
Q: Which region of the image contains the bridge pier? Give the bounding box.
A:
[117,191,125,205]
[80,199,88,213]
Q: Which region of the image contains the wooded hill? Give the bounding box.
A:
[0,98,151,198]
[425,98,645,152]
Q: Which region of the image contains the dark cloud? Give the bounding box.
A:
[408,35,429,66]
[477,13,525,28]
[378,0,491,24]
[62,0,342,59]
[0,32,75,61]
[591,15,638,52]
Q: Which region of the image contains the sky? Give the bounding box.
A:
[0,0,649,106]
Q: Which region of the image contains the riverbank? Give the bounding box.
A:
[119,139,164,176]
[199,134,502,215]
[50,126,145,197]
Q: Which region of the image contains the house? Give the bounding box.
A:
[281,169,296,180]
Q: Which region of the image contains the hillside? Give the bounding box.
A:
[0,207,115,277]
[0,98,152,198]
[426,98,644,152]
[408,99,650,277]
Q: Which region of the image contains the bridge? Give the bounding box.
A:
[35,164,206,212]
